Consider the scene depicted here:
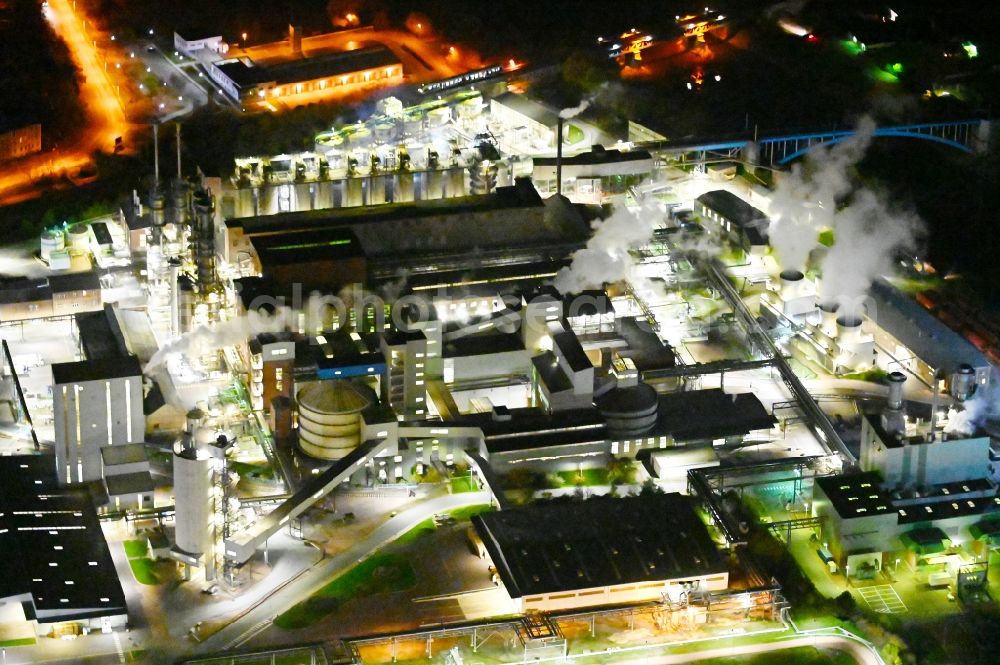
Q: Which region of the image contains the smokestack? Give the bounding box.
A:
[817,299,840,338]
[886,371,906,411]
[168,258,181,338]
[835,314,864,349]
[881,371,907,435]
[176,123,182,180]
[153,123,160,183]
[779,269,804,301]
[950,364,977,401]
[556,117,564,196]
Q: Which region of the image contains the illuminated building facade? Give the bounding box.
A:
[208,46,403,103]
[0,122,41,162]
[52,357,145,485]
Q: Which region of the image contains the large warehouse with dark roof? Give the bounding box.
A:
[0,456,128,635]
[473,493,729,612]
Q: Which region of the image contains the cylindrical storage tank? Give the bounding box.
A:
[402,111,423,137]
[345,177,363,207]
[374,122,397,144]
[40,229,65,262]
[425,169,443,200]
[596,382,659,439]
[296,381,373,460]
[367,174,386,206]
[428,106,451,128]
[779,270,804,302]
[455,95,482,121]
[66,223,90,253]
[817,299,840,338]
[836,315,864,349]
[270,395,295,446]
[950,364,977,401]
[186,408,205,434]
[395,171,415,203]
[172,446,213,560]
[886,372,906,411]
[447,166,465,197]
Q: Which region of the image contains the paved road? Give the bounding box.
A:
[187,490,492,658]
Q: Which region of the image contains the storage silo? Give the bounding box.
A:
[172,433,215,579]
[296,381,373,460]
[40,229,65,262]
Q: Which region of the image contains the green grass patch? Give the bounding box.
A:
[564,123,585,144]
[230,460,275,481]
[128,557,162,585]
[275,553,416,630]
[126,650,147,662]
[395,518,436,545]
[556,468,609,486]
[840,368,889,382]
[123,538,148,559]
[692,646,857,665]
[449,474,478,493]
[447,504,494,521]
[0,637,36,647]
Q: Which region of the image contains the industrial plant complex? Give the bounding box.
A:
[1,4,999,665]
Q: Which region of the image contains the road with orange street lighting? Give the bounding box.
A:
[0,0,136,207]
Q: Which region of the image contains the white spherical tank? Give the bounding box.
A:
[296,381,372,460]
[40,229,65,262]
[173,447,214,559]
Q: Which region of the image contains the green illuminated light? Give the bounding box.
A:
[269,239,352,251]
[962,41,978,59]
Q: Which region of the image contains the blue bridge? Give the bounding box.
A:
[639,118,989,166]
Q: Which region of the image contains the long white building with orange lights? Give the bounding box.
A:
[209,45,403,103]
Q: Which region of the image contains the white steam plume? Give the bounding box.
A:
[145,307,296,373]
[818,188,922,307]
[948,384,1000,435]
[553,198,664,294]
[767,116,876,271]
[559,100,590,120]
[0,250,49,279]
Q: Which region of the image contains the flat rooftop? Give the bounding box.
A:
[51,355,142,385]
[216,46,399,89]
[473,493,727,599]
[815,472,896,520]
[653,388,776,442]
[0,456,127,621]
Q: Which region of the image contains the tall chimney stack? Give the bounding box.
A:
[176,123,182,179]
[153,123,160,183]
[556,117,564,196]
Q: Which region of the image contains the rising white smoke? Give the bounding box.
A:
[0,250,49,279]
[559,100,590,120]
[766,116,923,308]
[145,307,296,373]
[817,188,922,307]
[553,198,664,294]
[767,116,876,271]
[948,384,1000,435]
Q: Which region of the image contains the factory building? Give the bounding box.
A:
[868,278,993,390]
[473,493,729,613]
[52,307,146,486]
[173,29,226,57]
[52,357,145,485]
[491,93,561,148]
[812,372,1000,575]
[0,272,102,323]
[531,146,655,203]
[209,45,402,103]
[694,190,768,257]
[0,456,128,636]
[0,121,42,162]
